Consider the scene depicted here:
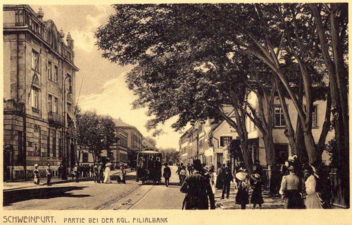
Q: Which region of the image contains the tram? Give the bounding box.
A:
[136,151,162,184]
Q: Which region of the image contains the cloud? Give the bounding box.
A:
[79,75,183,149]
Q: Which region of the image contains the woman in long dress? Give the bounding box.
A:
[250,173,264,209]
[236,168,250,209]
[104,163,111,184]
[305,166,323,209]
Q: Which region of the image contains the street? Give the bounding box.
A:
[4,166,185,210]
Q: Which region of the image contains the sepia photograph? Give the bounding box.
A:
[2,2,350,216]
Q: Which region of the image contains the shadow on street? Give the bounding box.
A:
[3,186,89,206]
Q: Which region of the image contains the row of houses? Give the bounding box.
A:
[179,92,334,172]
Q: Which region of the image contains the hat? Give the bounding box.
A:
[250,173,260,180]
[106,162,112,167]
[236,171,248,181]
[34,164,39,167]
[239,167,247,172]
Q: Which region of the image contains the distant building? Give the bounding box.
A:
[3,5,79,180]
[114,118,144,167]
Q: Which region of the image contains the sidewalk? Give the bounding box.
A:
[3,169,130,192]
[214,182,284,210]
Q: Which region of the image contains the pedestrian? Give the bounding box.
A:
[121,164,127,184]
[58,164,62,179]
[98,162,104,183]
[33,164,40,185]
[235,167,249,209]
[250,173,264,209]
[187,163,191,175]
[46,164,52,186]
[304,165,323,209]
[180,166,187,184]
[279,162,305,209]
[74,163,79,183]
[176,163,184,185]
[208,165,215,193]
[90,165,94,178]
[70,168,74,180]
[180,159,215,210]
[93,164,99,183]
[104,162,112,184]
[221,164,233,199]
[253,160,263,176]
[216,163,224,190]
[97,163,102,183]
[163,163,171,187]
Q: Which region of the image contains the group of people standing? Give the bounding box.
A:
[279,155,331,209]
[33,162,127,186]
[33,164,53,186]
[216,162,264,209]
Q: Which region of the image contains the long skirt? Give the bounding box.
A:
[236,188,249,205]
[251,188,264,204]
[305,193,323,209]
[284,190,305,209]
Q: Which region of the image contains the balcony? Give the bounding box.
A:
[48,112,64,127]
[4,99,24,116]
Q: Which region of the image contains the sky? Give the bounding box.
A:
[30,5,185,150]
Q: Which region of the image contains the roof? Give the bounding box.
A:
[114,118,133,127]
[113,118,143,137]
[138,151,161,154]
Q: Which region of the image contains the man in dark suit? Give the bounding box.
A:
[180,160,215,210]
[46,164,52,186]
[163,163,171,187]
[221,164,234,199]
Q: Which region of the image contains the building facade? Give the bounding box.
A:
[179,94,334,171]
[114,118,144,167]
[3,5,79,180]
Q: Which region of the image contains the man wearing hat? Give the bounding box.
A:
[221,163,233,199]
[180,159,215,210]
[279,162,304,209]
[33,164,40,185]
[46,164,52,186]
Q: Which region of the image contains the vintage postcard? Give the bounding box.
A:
[1,1,351,225]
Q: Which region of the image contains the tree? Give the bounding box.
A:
[96,4,347,201]
[143,136,157,149]
[76,110,117,163]
[159,148,179,164]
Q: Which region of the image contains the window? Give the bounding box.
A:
[52,130,56,157]
[47,129,51,158]
[48,94,52,113]
[54,98,58,114]
[32,50,40,72]
[67,103,72,114]
[59,132,63,157]
[304,105,318,128]
[32,87,40,109]
[274,106,286,127]
[220,136,232,147]
[48,61,52,80]
[83,153,89,163]
[54,66,58,82]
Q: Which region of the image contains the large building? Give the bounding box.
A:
[3,5,79,180]
[114,118,144,167]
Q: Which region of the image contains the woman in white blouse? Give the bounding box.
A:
[305,165,323,209]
